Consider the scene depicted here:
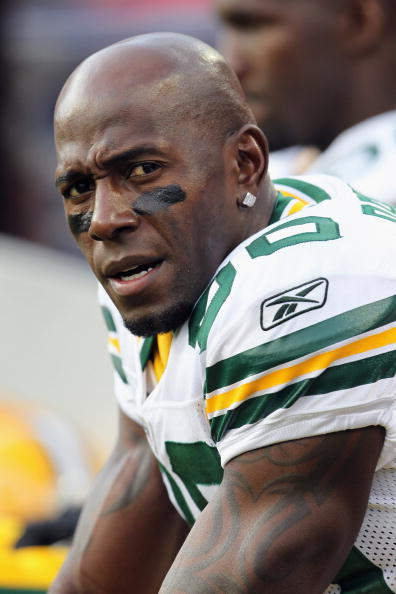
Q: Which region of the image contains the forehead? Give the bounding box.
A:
[55,109,201,184]
[55,94,157,172]
[54,100,222,190]
[55,60,196,170]
[56,54,174,137]
[56,93,157,148]
[54,41,235,179]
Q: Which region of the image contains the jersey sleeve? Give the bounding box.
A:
[97,284,144,424]
[202,184,396,470]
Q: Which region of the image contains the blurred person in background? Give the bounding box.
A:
[215,0,396,204]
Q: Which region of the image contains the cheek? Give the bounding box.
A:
[132,185,186,216]
[75,235,96,273]
[67,211,93,235]
[65,211,95,264]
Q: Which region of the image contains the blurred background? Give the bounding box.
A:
[0,1,216,589]
[1,0,216,456]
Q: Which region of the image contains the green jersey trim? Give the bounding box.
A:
[268,191,291,224]
[333,546,393,593]
[101,305,117,332]
[210,350,396,441]
[269,177,331,225]
[247,216,341,258]
[139,336,155,370]
[189,263,237,352]
[110,354,128,385]
[274,177,332,203]
[101,306,129,385]
[158,462,195,526]
[205,294,396,394]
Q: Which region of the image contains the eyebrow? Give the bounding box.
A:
[55,171,79,187]
[55,145,166,188]
[103,145,165,167]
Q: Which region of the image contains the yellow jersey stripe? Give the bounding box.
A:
[288,198,309,215]
[152,332,173,382]
[108,337,121,353]
[278,190,310,216]
[279,189,301,200]
[206,326,395,415]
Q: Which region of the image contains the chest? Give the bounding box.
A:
[122,329,224,524]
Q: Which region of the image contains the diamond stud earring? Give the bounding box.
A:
[240,192,257,208]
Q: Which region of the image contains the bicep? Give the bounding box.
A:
[219,426,385,586]
[160,426,384,594]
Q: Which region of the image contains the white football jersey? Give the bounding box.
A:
[306,111,396,206]
[99,175,396,593]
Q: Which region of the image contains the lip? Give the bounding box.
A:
[104,255,164,297]
[108,265,162,297]
[103,254,162,276]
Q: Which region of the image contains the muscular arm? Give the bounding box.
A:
[160,426,384,594]
[50,408,189,594]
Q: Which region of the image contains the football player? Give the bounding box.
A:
[52,33,396,593]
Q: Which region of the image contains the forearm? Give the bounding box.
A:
[50,429,189,593]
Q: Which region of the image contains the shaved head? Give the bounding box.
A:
[54,33,270,337]
[55,33,255,147]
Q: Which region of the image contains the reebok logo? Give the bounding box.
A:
[261,278,328,330]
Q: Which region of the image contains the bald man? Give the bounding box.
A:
[52,33,396,594]
[216,0,396,204]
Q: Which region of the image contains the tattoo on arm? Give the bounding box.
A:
[101,444,152,516]
[160,429,382,593]
[74,423,153,556]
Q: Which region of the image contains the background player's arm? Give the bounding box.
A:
[160,426,384,594]
[49,408,189,594]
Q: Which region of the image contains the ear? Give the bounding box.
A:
[231,125,269,196]
[338,0,387,55]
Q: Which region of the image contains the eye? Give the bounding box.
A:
[63,179,94,199]
[222,11,272,31]
[127,162,161,178]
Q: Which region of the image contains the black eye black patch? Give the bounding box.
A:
[67,184,186,234]
[68,211,93,235]
[132,184,186,215]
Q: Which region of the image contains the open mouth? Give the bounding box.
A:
[111,260,163,282]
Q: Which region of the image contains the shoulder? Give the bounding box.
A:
[198,179,396,465]
[196,175,395,349]
[192,173,395,399]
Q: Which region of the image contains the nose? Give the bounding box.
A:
[88,178,139,241]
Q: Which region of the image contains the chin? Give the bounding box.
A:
[123,299,195,337]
